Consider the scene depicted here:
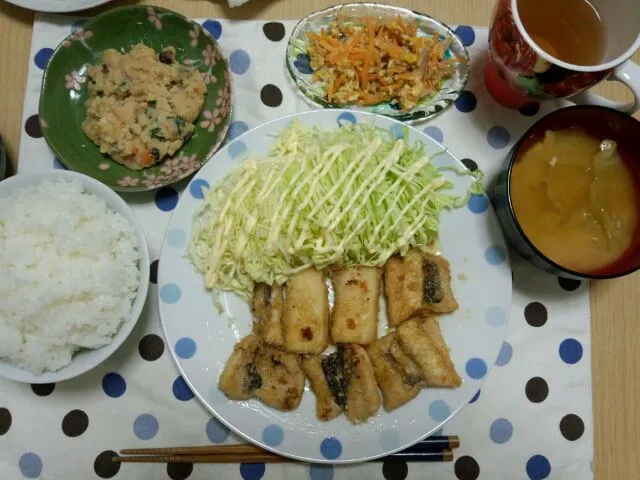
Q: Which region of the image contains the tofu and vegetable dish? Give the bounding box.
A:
[82,43,206,170]
[219,248,462,425]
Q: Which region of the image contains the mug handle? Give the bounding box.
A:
[569,60,640,113]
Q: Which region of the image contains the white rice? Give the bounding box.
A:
[0,178,140,375]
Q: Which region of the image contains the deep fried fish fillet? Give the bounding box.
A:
[331,266,382,345]
[302,355,343,421]
[343,344,381,424]
[254,346,305,411]
[384,248,458,326]
[282,268,329,354]
[252,283,285,347]
[218,334,263,400]
[367,332,423,411]
[395,314,462,388]
[218,335,305,411]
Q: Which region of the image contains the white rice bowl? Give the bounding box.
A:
[0,171,149,383]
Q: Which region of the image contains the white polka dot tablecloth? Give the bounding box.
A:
[3,13,593,480]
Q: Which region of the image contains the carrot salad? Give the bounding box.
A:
[306,16,457,110]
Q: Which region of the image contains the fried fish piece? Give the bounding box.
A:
[282,268,329,354]
[252,283,285,347]
[395,314,462,388]
[254,346,305,411]
[420,253,458,315]
[302,355,343,421]
[343,344,381,424]
[367,332,423,411]
[218,335,305,411]
[331,266,382,345]
[384,249,458,327]
[218,334,263,400]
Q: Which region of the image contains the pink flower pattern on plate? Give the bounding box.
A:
[189,25,200,47]
[118,176,140,187]
[202,71,217,85]
[200,110,217,132]
[62,29,93,47]
[178,154,200,172]
[202,45,217,67]
[147,7,162,29]
[65,71,86,91]
[142,174,165,188]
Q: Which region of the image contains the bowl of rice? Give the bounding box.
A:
[0,170,149,383]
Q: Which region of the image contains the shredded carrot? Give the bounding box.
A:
[305,14,457,110]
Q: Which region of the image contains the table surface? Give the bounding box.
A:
[1,0,639,478]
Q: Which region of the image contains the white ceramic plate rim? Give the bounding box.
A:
[4,0,112,14]
[158,109,512,463]
[0,170,150,383]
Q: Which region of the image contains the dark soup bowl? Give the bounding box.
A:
[491,105,640,280]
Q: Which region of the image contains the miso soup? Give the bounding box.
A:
[510,129,639,273]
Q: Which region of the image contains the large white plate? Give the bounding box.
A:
[158,109,512,463]
[5,0,112,13]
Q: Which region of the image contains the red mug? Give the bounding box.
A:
[485,0,640,111]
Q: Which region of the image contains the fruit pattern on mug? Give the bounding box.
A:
[488,0,610,99]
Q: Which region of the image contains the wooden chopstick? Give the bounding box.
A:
[115,435,459,464]
[114,449,454,464]
[119,435,459,456]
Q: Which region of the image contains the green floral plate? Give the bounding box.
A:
[39,5,232,192]
[285,3,470,123]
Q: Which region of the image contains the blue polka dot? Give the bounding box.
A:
[102,372,126,398]
[559,338,583,364]
[320,437,342,460]
[390,123,404,139]
[167,228,187,248]
[423,125,444,143]
[172,375,195,401]
[294,53,313,74]
[310,464,334,480]
[337,112,357,125]
[490,418,513,444]
[133,413,159,440]
[262,424,284,447]
[526,454,551,480]
[189,179,210,200]
[160,283,182,304]
[378,429,400,450]
[469,389,481,403]
[466,357,488,379]
[175,337,197,359]
[496,341,513,366]
[487,126,511,149]
[203,20,222,40]
[454,25,476,46]
[428,399,450,421]
[206,417,230,444]
[485,246,507,265]
[240,462,265,480]
[53,157,67,170]
[19,452,43,478]
[229,141,247,159]
[154,186,179,212]
[455,90,477,113]
[229,49,251,75]
[468,194,489,214]
[228,121,249,140]
[71,19,86,32]
[487,306,507,327]
[34,48,53,70]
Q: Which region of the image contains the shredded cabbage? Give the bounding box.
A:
[188,121,483,300]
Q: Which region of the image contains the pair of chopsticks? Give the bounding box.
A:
[114,435,459,464]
